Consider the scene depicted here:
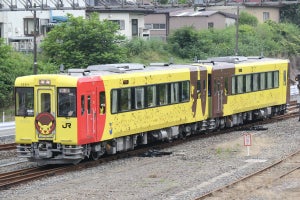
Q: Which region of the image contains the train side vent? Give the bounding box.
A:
[87,63,145,73]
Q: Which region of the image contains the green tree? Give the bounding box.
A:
[239,12,258,27]
[280,4,300,26]
[167,26,201,59]
[41,13,127,69]
[0,39,34,108]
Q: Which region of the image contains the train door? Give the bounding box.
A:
[85,92,96,140]
[37,87,55,115]
[96,86,106,141]
[211,68,231,118]
[211,69,224,117]
[36,87,56,138]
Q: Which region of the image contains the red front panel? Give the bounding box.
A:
[76,76,106,145]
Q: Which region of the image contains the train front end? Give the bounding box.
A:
[15,74,81,165]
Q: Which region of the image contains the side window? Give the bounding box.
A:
[120,88,131,112]
[135,87,144,109]
[100,92,106,114]
[232,76,236,95]
[245,74,252,93]
[197,81,201,94]
[274,71,279,88]
[146,85,156,107]
[237,75,244,94]
[87,95,91,114]
[260,72,266,90]
[158,84,168,105]
[81,95,85,115]
[111,90,118,114]
[171,83,179,103]
[207,75,211,97]
[253,74,259,91]
[267,72,273,89]
[180,81,190,102]
[224,77,228,95]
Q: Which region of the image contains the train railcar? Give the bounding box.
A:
[15,56,290,165]
[196,56,290,129]
[15,63,209,165]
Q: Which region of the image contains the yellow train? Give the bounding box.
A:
[15,56,289,165]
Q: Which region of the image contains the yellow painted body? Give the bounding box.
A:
[223,60,289,116]
[100,67,208,141]
[15,74,79,145]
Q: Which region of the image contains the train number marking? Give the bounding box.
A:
[62,123,72,128]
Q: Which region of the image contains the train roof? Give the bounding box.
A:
[63,56,289,77]
[66,63,207,77]
[197,56,289,69]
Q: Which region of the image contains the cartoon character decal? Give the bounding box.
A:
[35,112,56,135]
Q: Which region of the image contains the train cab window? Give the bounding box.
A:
[237,76,244,94]
[253,74,259,91]
[146,85,156,107]
[15,87,34,116]
[274,71,279,88]
[245,74,252,93]
[99,92,106,114]
[120,88,131,112]
[267,72,273,89]
[171,83,179,103]
[260,72,266,90]
[81,95,85,115]
[41,93,51,113]
[135,87,144,109]
[180,81,190,102]
[58,88,76,117]
[158,84,168,105]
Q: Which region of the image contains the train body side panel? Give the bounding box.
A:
[77,76,106,145]
[100,67,208,141]
[15,117,36,144]
[222,60,289,116]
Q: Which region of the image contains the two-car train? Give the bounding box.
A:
[15,56,290,165]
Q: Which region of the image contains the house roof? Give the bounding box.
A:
[168,8,237,19]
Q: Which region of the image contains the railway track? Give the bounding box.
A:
[196,150,300,199]
[0,103,299,190]
[0,166,70,190]
[0,143,16,151]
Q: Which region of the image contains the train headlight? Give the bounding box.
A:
[39,79,51,85]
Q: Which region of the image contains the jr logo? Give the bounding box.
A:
[62,123,72,128]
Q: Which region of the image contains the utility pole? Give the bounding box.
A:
[235,5,239,56]
[33,3,38,74]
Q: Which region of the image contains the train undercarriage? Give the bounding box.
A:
[17,104,286,165]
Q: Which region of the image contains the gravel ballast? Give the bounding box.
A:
[0,117,299,200]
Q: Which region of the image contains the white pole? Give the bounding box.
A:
[247,146,250,156]
[2,112,4,123]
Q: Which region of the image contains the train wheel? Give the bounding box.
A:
[90,151,100,161]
